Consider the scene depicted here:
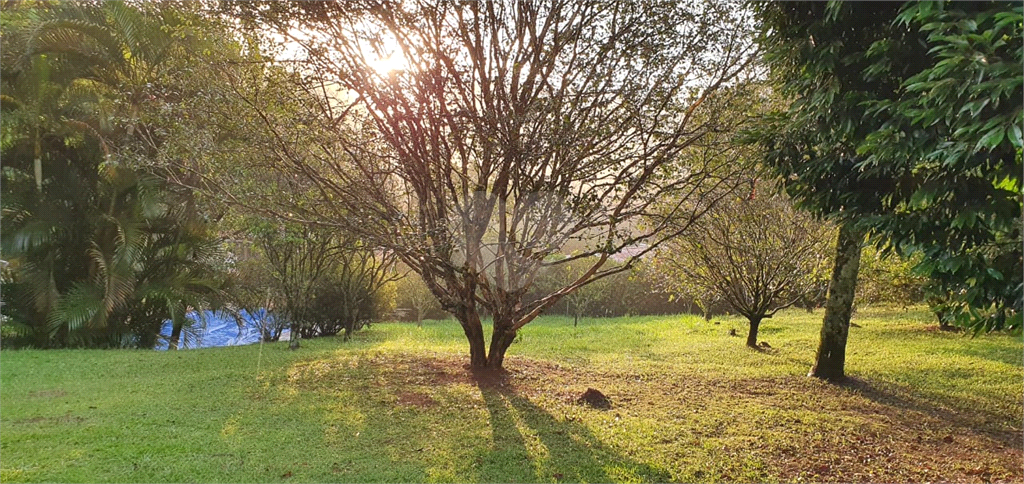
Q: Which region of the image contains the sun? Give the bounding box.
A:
[369,50,407,75]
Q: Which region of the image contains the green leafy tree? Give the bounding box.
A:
[0,1,229,348]
[251,221,398,347]
[395,272,444,327]
[751,1,1022,379]
[253,223,339,350]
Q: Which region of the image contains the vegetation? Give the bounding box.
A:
[655,185,834,347]
[0,2,1020,480]
[1,307,1020,483]
[751,2,1022,339]
[749,1,1022,379]
[232,0,759,369]
[0,1,229,349]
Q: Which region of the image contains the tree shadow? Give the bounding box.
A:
[249,353,674,482]
[474,377,671,483]
[838,376,1021,447]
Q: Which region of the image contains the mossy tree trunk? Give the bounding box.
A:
[809,222,864,381]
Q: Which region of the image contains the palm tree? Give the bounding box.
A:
[1,1,227,348]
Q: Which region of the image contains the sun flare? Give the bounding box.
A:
[369,51,407,74]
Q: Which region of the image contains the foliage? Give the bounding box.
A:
[533,256,616,326]
[751,1,1022,333]
[529,258,690,323]
[856,246,928,306]
[395,271,446,326]
[0,1,228,348]
[655,184,834,346]
[245,221,398,346]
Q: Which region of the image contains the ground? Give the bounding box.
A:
[1,306,1021,483]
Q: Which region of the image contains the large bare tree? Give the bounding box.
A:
[218,0,758,368]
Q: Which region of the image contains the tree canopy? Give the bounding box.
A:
[656,183,834,348]
[752,1,1022,334]
[221,0,759,368]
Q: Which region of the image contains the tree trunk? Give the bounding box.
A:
[455,308,487,368]
[809,222,864,381]
[746,316,761,348]
[486,319,517,369]
[289,322,301,350]
[34,127,42,192]
[169,325,182,350]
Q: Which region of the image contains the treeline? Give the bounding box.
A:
[1,0,1016,374]
[0,2,396,349]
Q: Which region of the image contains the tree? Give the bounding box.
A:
[396,271,444,327]
[250,220,399,347]
[0,1,228,348]
[751,1,1022,379]
[230,0,758,369]
[312,244,398,341]
[534,256,615,327]
[859,2,1022,333]
[657,183,834,347]
[254,223,340,349]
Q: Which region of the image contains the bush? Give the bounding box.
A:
[856,246,928,306]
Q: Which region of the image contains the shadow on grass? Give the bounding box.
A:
[258,353,671,482]
[948,343,1024,367]
[838,376,1020,447]
[474,375,671,483]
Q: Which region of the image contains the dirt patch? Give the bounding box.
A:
[359,353,573,390]
[395,391,436,408]
[284,352,1022,483]
[28,389,66,399]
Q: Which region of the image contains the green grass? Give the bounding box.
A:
[1,306,1021,483]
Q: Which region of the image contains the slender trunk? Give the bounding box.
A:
[170,325,182,350]
[289,321,300,350]
[34,126,42,192]
[809,223,864,381]
[746,316,761,348]
[416,307,423,328]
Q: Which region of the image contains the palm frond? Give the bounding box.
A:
[3,219,62,255]
[48,281,103,336]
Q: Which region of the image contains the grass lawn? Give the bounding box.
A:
[1,306,1021,483]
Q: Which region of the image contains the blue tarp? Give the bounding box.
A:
[155,309,288,350]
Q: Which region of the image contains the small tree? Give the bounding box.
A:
[658,184,833,347]
[256,224,336,349]
[327,246,399,341]
[396,272,443,327]
[534,256,615,327]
